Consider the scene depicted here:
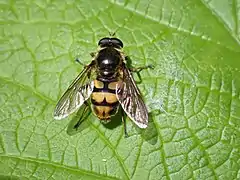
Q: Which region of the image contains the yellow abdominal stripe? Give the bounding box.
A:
[92,106,112,119]
[108,81,118,90]
[92,92,117,103]
[94,80,104,88]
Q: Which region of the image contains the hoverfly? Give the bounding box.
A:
[54,36,150,136]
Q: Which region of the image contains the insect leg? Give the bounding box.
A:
[128,64,154,84]
[75,58,85,66]
[129,65,154,73]
[125,56,154,73]
[121,108,129,138]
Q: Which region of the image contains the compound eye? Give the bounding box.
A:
[98,38,110,46]
[111,38,123,48]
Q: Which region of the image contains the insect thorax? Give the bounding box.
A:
[96,47,122,78]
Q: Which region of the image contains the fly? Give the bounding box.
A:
[54,36,152,137]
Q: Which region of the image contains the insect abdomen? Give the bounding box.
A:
[91,79,119,121]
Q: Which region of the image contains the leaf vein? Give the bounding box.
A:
[89,122,130,180]
[0,155,118,180]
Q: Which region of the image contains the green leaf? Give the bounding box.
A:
[1,0,240,179]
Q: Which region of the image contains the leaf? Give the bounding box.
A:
[0,0,240,179]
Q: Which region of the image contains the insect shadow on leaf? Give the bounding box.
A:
[139,110,159,145]
[66,102,91,136]
[140,99,167,145]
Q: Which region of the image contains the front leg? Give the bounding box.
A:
[125,56,154,83]
[125,56,154,73]
[130,65,154,73]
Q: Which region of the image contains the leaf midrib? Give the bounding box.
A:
[0,154,119,180]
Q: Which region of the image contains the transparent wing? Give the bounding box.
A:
[54,63,95,120]
[116,64,148,128]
